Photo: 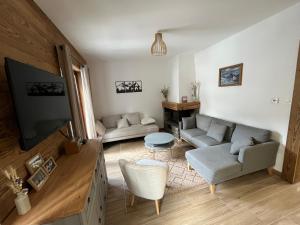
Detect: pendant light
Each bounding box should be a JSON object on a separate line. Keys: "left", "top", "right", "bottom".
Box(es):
{"left": 151, "top": 32, "right": 167, "bottom": 56}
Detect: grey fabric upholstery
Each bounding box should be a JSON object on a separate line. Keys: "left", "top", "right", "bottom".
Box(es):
{"left": 238, "top": 141, "right": 279, "bottom": 173}
{"left": 196, "top": 114, "right": 212, "bottom": 131}
{"left": 117, "top": 118, "right": 129, "bottom": 129}
{"left": 185, "top": 144, "right": 242, "bottom": 184}
{"left": 212, "top": 118, "right": 236, "bottom": 142}
{"left": 103, "top": 124, "right": 159, "bottom": 143}
{"left": 231, "top": 124, "right": 271, "bottom": 143}
{"left": 182, "top": 116, "right": 196, "bottom": 130}
{"left": 180, "top": 128, "right": 206, "bottom": 140}
{"left": 206, "top": 123, "right": 227, "bottom": 142}
{"left": 123, "top": 112, "right": 141, "bottom": 125}
{"left": 230, "top": 137, "right": 254, "bottom": 155}
{"left": 102, "top": 114, "right": 121, "bottom": 128}
{"left": 192, "top": 135, "right": 220, "bottom": 147}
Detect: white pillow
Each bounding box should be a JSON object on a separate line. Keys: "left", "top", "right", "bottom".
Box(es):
{"left": 95, "top": 120, "right": 106, "bottom": 137}
{"left": 141, "top": 117, "right": 155, "bottom": 125}
{"left": 117, "top": 118, "right": 129, "bottom": 129}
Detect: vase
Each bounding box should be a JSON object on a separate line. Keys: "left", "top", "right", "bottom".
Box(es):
{"left": 14, "top": 193, "right": 31, "bottom": 215}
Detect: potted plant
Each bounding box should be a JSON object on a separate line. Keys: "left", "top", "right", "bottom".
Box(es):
{"left": 191, "top": 81, "right": 200, "bottom": 101}
{"left": 161, "top": 86, "right": 169, "bottom": 102}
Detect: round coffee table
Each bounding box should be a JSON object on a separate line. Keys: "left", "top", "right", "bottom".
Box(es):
{"left": 144, "top": 132, "right": 175, "bottom": 159}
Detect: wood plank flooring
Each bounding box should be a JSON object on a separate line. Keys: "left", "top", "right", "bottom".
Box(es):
{"left": 104, "top": 139, "right": 300, "bottom": 225}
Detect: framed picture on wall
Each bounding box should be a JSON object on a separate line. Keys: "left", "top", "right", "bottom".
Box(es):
{"left": 115, "top": 80, "right": 142, "bottom": 93}
{"left": 219, "top": 63, "right": 243, "bottom": 87}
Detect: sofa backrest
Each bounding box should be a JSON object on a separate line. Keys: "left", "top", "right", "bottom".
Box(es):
{"left": 211, "top": 118, "right": 236, "bottom": 142}
{"left": 231, "top": 124, "right": 271, "bottom": 143}
{"left": 196, "top": 114, "right": 212, "bottom": 132}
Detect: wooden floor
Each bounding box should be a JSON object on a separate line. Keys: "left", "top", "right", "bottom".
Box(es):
{"left": 104, "top": 139, "right": 300, "bottom": 225}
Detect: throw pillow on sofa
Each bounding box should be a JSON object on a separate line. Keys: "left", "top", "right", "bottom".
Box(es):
{"left": 117, "top": 118, "right": 129, "bottom": 129}
{"left": 102, "top": 114, "right": 121, "bottom": 128}
{"left": 95, "top": 120, "right": 106, "bottom": 137}
{"left": 230, "top": 137, "right": 255, "bottom": 155}
{"left": 141, "top": 117, "right": 155, "bottom": 125}
{"left": 196, "top": 114, "right": 212, "bottom": 131}
{"left": 123, "top": 112, "right": 140, "bottom": 125}
{"left": 182, "top": 116, "right": 196, "bottom": 130}
{"left": 207, "top": 122, "right": 227, "bottom": 142}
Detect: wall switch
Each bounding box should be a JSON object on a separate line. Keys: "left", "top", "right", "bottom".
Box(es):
{"left": 272, "top": 97, "right": 280, "bottom": 104}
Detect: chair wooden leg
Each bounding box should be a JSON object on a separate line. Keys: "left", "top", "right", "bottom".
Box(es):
{"left": 130, "top": 194, "right": 135, "bottom": 207}
{"left": 155, "top": 200, "right": 160, "bottom": 215}
{"left": 267, "top": 167, "right": 273, "bottom": 176}
{"left": 209, "top": 184, "right": 216, "bottom": 194}
{"left": 187, "top": 162, "right": 192, "bottom": 171}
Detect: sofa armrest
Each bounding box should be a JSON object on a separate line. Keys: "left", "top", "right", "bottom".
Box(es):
{"left": 238, "top": 141, "right": 279, "bottom": 172}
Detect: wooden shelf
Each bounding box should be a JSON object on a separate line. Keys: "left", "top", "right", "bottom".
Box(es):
{"left": 162, "top": 101, "right": 200, "bottom": 111}
{"left": 3, "top": 140, "right": 101, "bottom": 225}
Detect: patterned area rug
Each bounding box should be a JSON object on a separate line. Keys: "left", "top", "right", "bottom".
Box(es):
{"left": 104, "top": 139, "right": 206, "bottom": 194}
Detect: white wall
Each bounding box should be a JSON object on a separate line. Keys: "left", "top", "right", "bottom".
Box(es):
{"left": 195, "top": 3, "right": 300, "bottom": 171}
{"left": 89, "top": 58, "right": 170, "bottom": 127}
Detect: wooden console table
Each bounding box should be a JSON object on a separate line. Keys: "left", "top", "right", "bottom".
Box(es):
{"left": 162, "top": 101, "right": 200, "bottom": 138}
{"left": 3, "top": 140, "right": 108, "bottom": 225}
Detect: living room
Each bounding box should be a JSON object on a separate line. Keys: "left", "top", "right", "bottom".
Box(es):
{"left": 0, "top": 0, "right": 300, "bottom": 225}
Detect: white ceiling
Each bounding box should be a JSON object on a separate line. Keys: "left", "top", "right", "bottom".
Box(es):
{"left": 35, "top": 0, "right": 300, "bottom": 60}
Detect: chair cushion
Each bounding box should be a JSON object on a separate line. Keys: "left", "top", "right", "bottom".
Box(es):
{"left": 192, "top": 135, "right": 220, "bottom": 147}
{"left": 230, "top": 137, "right": 254, "bottom": 155}
{"left": 196, "top": 114, "right": 212, "bottom": 132}
{"left": 211, "top": 118, "right": 236, "bottom": 142}
{"left": 123, "top": 112, "right": 140, "bottom": 125}
{"left": 102, "top": 114, "right": 121, "bottom": 128}
{"left": 95, "top": 120, "right": 106, "bottom": 137}
{"left": 141, "top": 117, "right": 155, "bottom": 125}
{"left": 185, "top": 144, "right": 242, "bottom": 184}
{"left": 206, "top": 122, "right": 227, "bottom": 142}
{"left": 136, "top": 159, "right": 168, "bottom": 169}
{"left": 231, "top": 124, "right": 271, "bottom": 143}
{"left": 117, "top": 118, "right": 129, "bottom": 129}
{"left": 181, "top": 128, "right": 206, "bottom": 140}
{"left": 182, "top": 116, "right": 196, "bottom": 130}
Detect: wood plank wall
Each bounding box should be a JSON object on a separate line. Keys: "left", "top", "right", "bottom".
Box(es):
{"left": 0, "top": 0, "right": 86, "bottom": 222}
{"left": 282, "top": 44, "right": 300, "bottom": 183}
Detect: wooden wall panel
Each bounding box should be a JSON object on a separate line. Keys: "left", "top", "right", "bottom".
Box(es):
{"left": 0, "top": 0, "right": 86, "bottom": 222}
{"left": 282, "top": 44, "right": 300, "bottom": 183}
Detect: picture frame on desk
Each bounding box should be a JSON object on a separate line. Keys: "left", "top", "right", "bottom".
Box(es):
{"left": 43, "top": 157, "right": 57, "bottom": 175}
{"left": 25, "top": 153, "right": 44, "bottom": 175}
{"left": 27, "top": 167, "right": 48, "bottom": 191}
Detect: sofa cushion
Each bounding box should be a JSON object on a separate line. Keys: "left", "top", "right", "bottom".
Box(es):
{"left": 196, "top": 114, "right": 212, "bottom": 132}
{"left": 192, "top": 135, "right": 220, "bottom": 147}
{"left": 117, "top": 118, "right": 129, "bottom": 129}
{"left": 123, "top": 112, "right": 140, "bottom": 125}
{"left": 102, "top": 114, "right": 121, "bottom": 128}
{"left": 141, "top": 117, "right": 155, "bottom": 125}
{"left": 182, "top": 116, "right": 196, "bottom": 130}
{"left": 104, "top": 124, "right": 158, "bottom": 140}
{"left": 211, "top": 118, "right": 236, "bottom": 142}
{"left": 95, "top": 120, "right": 106, "bottom": 137}
{"left": 231, "top": 124, "right": 271, "bottom": 143}
{"left": 185, "top": 143, "right": 242, "bottom": 184}
{"left": 207, "top": 123, "right": 227, "bottom": 143}
{"left": 181, "top": 128, "right": 206, "bottom": 140}
{"left": 230, "top": 137, "right": 254, "bottom": 155}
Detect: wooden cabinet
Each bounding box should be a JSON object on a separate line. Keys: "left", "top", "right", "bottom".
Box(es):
{"left": 3, "top": 140, "right": 107, "bottom": 225}
{"left": 46, "top": 149, "right": 108, "bottom": 225}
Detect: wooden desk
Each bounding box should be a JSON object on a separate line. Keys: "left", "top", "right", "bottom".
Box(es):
{"left": 4, "top": 140, "right": 106, "bottom": 225}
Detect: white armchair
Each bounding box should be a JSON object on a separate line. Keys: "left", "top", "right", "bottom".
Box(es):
{"left": 119, "top": 159, "right": 169, "bottom": 215}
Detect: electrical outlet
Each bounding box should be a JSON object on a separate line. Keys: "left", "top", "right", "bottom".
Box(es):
{"left": 272, "top": 97, "right": 280, "bottom": 104}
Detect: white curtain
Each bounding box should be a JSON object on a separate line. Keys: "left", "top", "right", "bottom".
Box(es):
{"left": 79, "top": 65, "right": 97, "bottom": 139}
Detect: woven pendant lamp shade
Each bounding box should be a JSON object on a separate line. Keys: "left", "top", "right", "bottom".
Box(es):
{"left": 151, "top": 32, "right": 167, "bottom": 56}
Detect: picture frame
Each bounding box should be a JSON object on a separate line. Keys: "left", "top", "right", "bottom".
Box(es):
{"left": 219, "top": 63, "right": 243, "bottom": 87}
{"left": 115, "top": 80, "right": 142, "bottom": 93}
{"left": 25, "top": 153, "right": 44, "bottom": 175}
{"left": 181, "top": 96, "right": 187, "bottom": 103}
{"left": 42, "top": 157, "right": 57, "bottom": 175}
{"left": 27, "top": 167, "right": 48, "bottom": 191}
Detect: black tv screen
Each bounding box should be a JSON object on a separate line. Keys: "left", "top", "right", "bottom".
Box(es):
{"left": 5, "top": 58, "right": 72, "bottom": 151}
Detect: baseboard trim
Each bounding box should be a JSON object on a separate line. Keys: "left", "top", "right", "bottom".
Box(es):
{"left": 272, "top": 168, "right": 282, "bottom": 177}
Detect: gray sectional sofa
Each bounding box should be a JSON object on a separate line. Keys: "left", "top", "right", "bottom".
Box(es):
{"left": 181, "top": 114, "right": 279, "bottom": 193}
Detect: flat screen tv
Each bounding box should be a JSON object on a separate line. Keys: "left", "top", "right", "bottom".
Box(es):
{"left": 5, "top": 58, "right": 72, "bottom": 151}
